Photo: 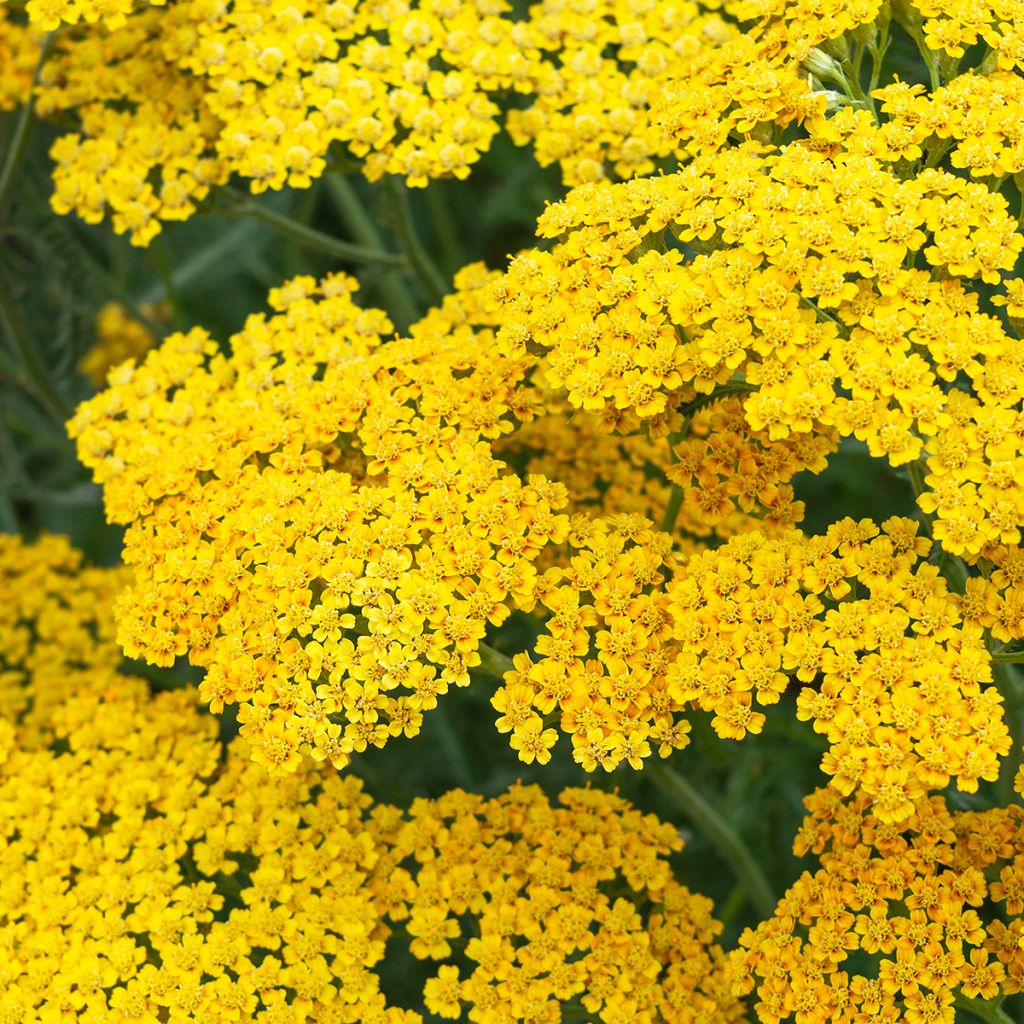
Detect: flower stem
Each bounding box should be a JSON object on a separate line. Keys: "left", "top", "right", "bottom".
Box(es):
{"left": 0, "top": 270, "right": 71, "bottom": 423}
{"left": 0, "top": 32, "right": 55, "bottom": 219}
{"left": 648, "top": 761, "right": 777, "bottom": 919}
{"left": 385, "top": 178, "right": 448, "bottom": 305}
{"left": 477, "top": 642, "right": 515, "bottom": 679}
{"left": 323, "top": 174, "right": 419, "bottom": 328}
{"left": 661, "top": 486, "right": 685, "bottom": 535}
{"left": 954, "top": 996, "right": 1018, "bottom": 1024}
{"left": 220, "top": 192, "right": 406, "bottom": 268}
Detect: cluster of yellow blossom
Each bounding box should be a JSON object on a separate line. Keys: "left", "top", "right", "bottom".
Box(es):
{"left": 654, "top": 0, "right": 1024, "bottom": 161}
{"left": 23, "top": 0, "right": 159, "bottom": 30}
{"left": 910, "top": 0, "right": 1024, "bottom": 65}
{"left": 496, "top": 516, "right": 1009, "bottom": 819}
{"left": 0, "top": 681, "right": 416, "bottom": 1024}
{"left": 653, "top": 11, "right": 832, "bottom": 155}
{"left": 70, "top": 268, "right": 575, "bottom": 775}
{"left": 502, "top": 393, "right": 832, "bottom": 544}
{"left": 499, "top": 139, "right": 1024, "bottom": 555}
{"left": 734, "top": 785, "right": 1024, "bottom": 1023}
{"left": 381, "top": 783, "right": 742, "bottom": 1024}
{"left": 958, "top": 542, "right": 1024, "bottom": 645}
{"left": 79, "top": 301, "right": 162, "bottom": 385}
{"left": 493, "top": 513, "right": 678, "bottom": 770}
{"left": 21, "top": 0, "right": 732, "bottom": 243}
{"left": 0, "top": 8, "right": 39, "bottom": 110}
{"left": 38, "top": 10, "right": 228, "bottom": 245}
{"left": 167, "top": 0, "right": 520, "bottom": 190}
{"left": 870, "top": 75, "right": 1024, "bottom": 177}
{"left": 0, "top": 533, "right": 127, "bottom": 739}
{"left": 503, "top": 0, "right": 734, "bottom": 184}
{"left": 0, "top": 674, "right": 742, "bottom": 1024}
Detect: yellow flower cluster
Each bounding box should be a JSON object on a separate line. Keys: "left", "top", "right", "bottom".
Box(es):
{"left": 958, "top": 543, "right": 1024, "bottom": 645}
{"left": 0, "top": 8, "right": 40, "bottom": 110}
{"left": 653, "top": 6, "right": 835, "bottom": 155}
{"left": 382, "top": 784, "right": 742, "bottom": 1024}
{"left": 0, "top": 533, "right": 127, "bottom": 739}
{"left": 1, "top": 674, "right": 741, "bottom": 1024}
{"left": 79, "top": 301, "right": 163, "bottom": 385}
{"left": 501, "top": 393, "right": 831, "bottom": 544}
{"left": 0, "top": 681, "right": 416, "bottom": 1024}
{"left": 910, "top": 0, "right": 1024, "bottom": 65}
{"left": 503, "top": 0, "right": 734, "bottom": 184}
{"left": 70, "top": 268, "right": 573, "bottom": 774}
{"left": 494, "top": 513, "right": 678, "bottom": 769}
{"left": 871, "top": 74, "right": 1024, "bottom": 178}
{"left": 23, "top": 0, "right": 731, "bottom": 243}
{"left": 499, "top": 139, "right": 1024, "bottom": 555}
{"left": 38, "top": 11, "right": 227, "bottom": 246}
{"left": 496, "top": 516, "right": 1009, "bottom": 819}
{"left": 168, "top": 0, "right": 520, "bottom": 190}
{"left": 24, "top": 0, "right": 160, "bottom": 30}
{"left": 735, "top": 786, "right": 1024, "bottom": 1023}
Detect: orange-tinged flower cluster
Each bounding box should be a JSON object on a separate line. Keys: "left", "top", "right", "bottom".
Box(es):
{"left": 735, "top": 786, "right": 1024, "bottom": 1023}
{"left": 499, "top": 140, "right": 1024, "bottom": 556}
{"left": 496, "top": 516, "right": 1010, "bottom": 819}
{"left": 70, "top": 268, "right": 574, "bottom": 775}
{"left": 0, "top": 533, "right": 128, "bottom": 739}
{"left": 501, "top": 392, "right": 832, "bottom": 544}
{"left": 383, "top": 783, "right": 744, "bottom": 1024}
{"left": 1, "top": 672, "right": 742, "bottom": 1024}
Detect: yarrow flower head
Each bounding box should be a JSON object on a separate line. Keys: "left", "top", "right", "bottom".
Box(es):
{"left": 495, "top": 515, "right": 1010, "bottom": 817}
{"left": 735, "top": 785, "right": 1024, "bottom": 1023}
{"left": 0, "top": 676, "right": 743, "bottom": 1024}
{"left": 70, "top": 268, "right": 571, "bottom": 774}
{"left": 499, "top": 137, "right": 1024, "bottom": 557}
{"left": 0, "top": 533, "right": 128, "bottom": 739}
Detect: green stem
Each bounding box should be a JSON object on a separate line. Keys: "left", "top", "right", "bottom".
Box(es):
{"left": 323, "top": 174, "right": 419, "bottom": 328}
{"left": 648, "top": 761, "right": 777, "bottom": 920}
{"left": 139, "top": 221, "right": 261, "bottom": 306}
{"left": 912, "top": 30, "right": 942, "bottom": 91}
{"left": 219, "top": 193, "right": 406, "bottom": 268}
{"left": 954, "top": 996, "right": 1018, "bottom": 1024}
{"left": 386, "top": 178, "right": 448, "bottom": 304}
{"left": 0, "top": 32, "right": 56, "bottom": 219}
{"left": 991, "top": 650, "right": 1024, "bottom": 664}
{"left": 661, "top": 421, "right": 690, "bottom": 536}
{"left": 149, "top": 236, "right": 186, "bottom": 331}
{"left": 477, "top": 642, "right": 515, "bottom": 679}
{"left": 0, "top": 270, "right": 71, "bottom": 422}
{"left": 425, "top": 183, "right": 463, "bottom": 275}
{"left": 868, "top": 19, "right": 890, "bottom": 92}
{"left": 994, "top": 661, "right": 1024, "bottom": 806}
{"left": 661, "top": 486, "right": 684, "bottom": 535}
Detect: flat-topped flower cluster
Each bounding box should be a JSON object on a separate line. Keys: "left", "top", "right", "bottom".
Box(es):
{"left": 4, "top": 0, "right": 1024, "bottom": 1019}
